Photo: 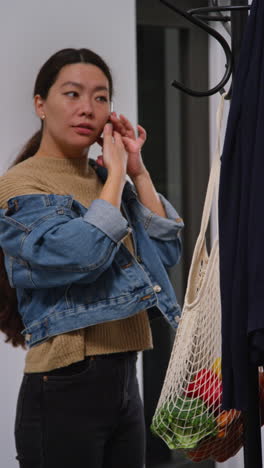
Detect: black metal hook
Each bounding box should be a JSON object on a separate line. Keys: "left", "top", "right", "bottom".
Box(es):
{"left": 188, "top": 5, "right": 250, "bottom": 23}
{"left": 160, "top": 0, "right": 233, "bottom": 97}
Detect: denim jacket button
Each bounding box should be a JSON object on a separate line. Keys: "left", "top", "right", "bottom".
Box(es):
{"left": 153, "top": 284, "right": 162, "bottom": 293}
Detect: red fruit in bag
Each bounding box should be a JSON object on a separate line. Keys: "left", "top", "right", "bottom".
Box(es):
{"left": 185, "top": 369, "right": 222, "bottom": 412}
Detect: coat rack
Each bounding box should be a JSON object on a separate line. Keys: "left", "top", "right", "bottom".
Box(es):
{"left": 161, "top": 0, "right": 250, "bottom": 99}
{"left": 160, "top": 1, "right": 263, "bottom": 468}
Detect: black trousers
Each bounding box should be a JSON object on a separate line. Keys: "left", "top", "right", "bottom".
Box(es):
{"left": 15, "top": 351, "right": 145, "bottom": 468}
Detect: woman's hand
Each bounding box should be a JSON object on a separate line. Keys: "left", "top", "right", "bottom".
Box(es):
{"left": 97, "top": 117, "right": 166, "bottom": 216}
{"left": 96, "top": 123, "right": 128, "bottom": 180}
{"left": 109, "top": 112, "right": 147, "bottom": 179}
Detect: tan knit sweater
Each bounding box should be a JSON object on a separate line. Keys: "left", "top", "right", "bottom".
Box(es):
{"left": 0, "top": 155, "right": 153, "bottom": 372}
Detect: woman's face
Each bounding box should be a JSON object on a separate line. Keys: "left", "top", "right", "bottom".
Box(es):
{"left": 35, "top": 63, "right": 111, "bottom": 156}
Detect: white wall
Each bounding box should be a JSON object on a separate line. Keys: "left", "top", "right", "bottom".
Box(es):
{"left": 0, "top": 2, "right": 139, "bottom": 466}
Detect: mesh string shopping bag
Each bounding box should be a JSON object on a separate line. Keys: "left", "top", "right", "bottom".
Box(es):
{"left": 151, "top": 95, "right": 244, "bottom": 463}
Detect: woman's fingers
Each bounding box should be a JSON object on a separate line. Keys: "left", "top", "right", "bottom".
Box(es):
{"left": 110, "top": 112, "right": 136, "bottom": 139}
{"left": 113, "top": 130, "right": 125, "bottom": 147}
{"left": 104, "top": 114, "right": 147, "bottom": 157}
{"left": 110, "top": 113, "right": 127, "bottom": 136}
{"left": 103, "top": 122, "right": 113, "bottom": 138}
{"left": 109, "top": 113, "right": 147, "bottom": 146}
{"left": 119, "top": 114, "right": 136, "bottom": 139}
{"left": 102, "top": 123, "right": 124, "bottom": 148}
{"left": 99, "top": 123, "right": 127, "bottom": 174}
{"left": 137, "top": 124, "right": 147, "bottom": 143}
{"left": 102, "top": 122, "right": 113, "bottom": 152}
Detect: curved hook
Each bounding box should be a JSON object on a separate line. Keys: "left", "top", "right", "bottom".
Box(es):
{"left": 160, "top": 0, "right": 233, "bottom": 97}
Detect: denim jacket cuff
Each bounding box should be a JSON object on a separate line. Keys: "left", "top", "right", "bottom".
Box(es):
{"left": 137, "top": 194, "right": 184, "bottom": 240}
{"left": 83, "top": 198, "right": 129, "bottom": 243}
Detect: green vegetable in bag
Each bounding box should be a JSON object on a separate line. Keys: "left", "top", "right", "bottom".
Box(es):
{"left": 151, "top": 397, "right": 218, "bottom": 450}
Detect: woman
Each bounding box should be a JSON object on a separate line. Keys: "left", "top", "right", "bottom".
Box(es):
{"left": 0, "top": 48, "right": 183, "bottom": 468}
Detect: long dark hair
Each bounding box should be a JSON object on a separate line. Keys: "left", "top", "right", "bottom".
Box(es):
{"left": 0, "top": 48, "right": 113, "bottom": 347}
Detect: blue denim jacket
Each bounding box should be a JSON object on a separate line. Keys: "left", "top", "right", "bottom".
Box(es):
{"left": 0, "top": 160, "right": 184, "bottom": 348}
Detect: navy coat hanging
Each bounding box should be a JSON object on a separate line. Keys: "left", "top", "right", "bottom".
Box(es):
{"left": 219, "top": 0, "right": 264, "bottom": 410}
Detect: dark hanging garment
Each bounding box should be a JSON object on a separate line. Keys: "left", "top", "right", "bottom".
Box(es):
{"left": 219, "top": 0, "right": 264, "bottom": 411}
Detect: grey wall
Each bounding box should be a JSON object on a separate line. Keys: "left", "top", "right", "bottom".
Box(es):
{"left": 0, "top": 2, "right": 139, "bottom": 466}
